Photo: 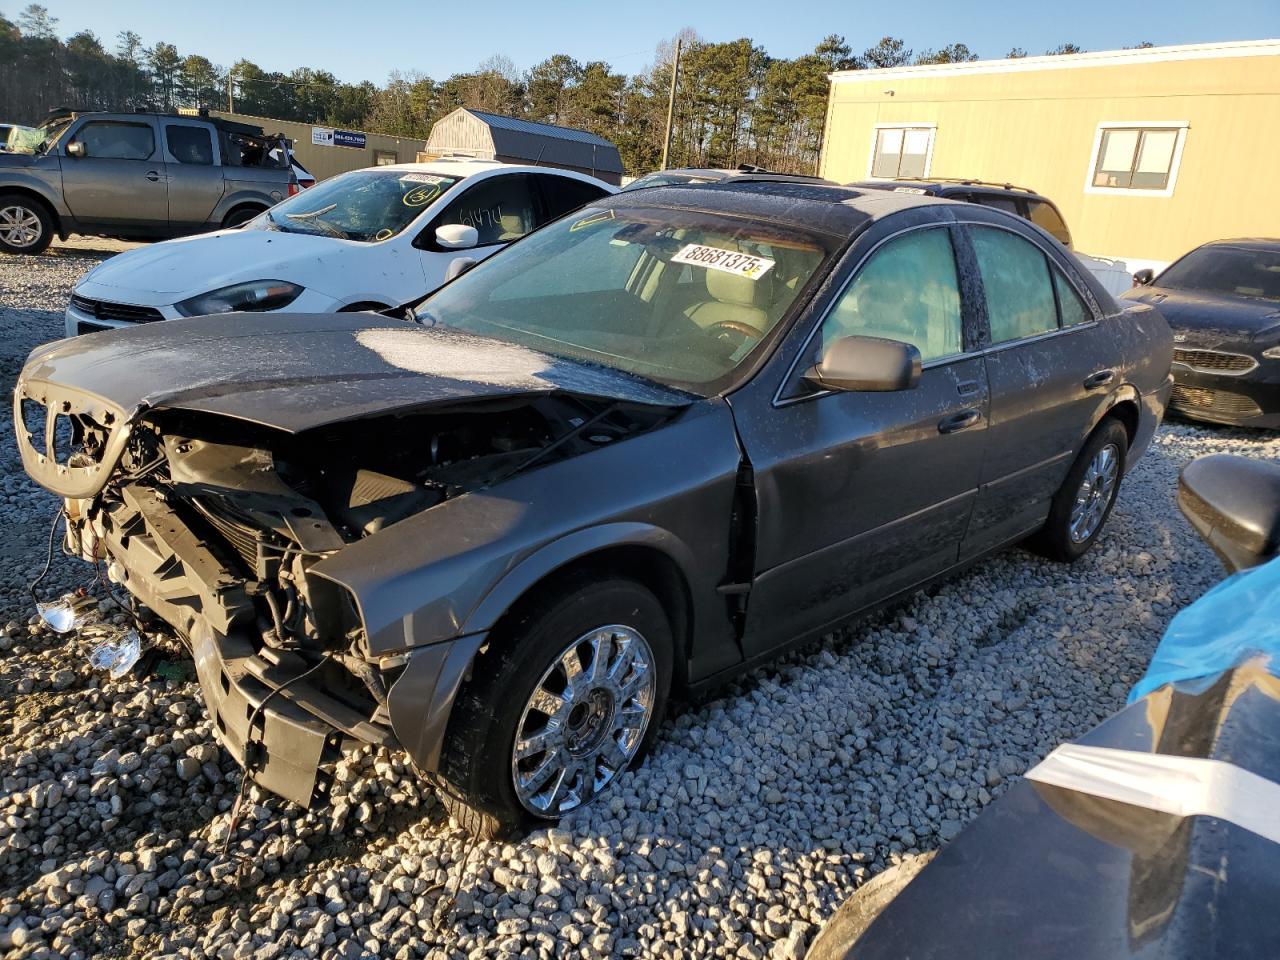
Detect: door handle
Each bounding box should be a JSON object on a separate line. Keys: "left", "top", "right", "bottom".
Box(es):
{"left": 1083, "top": 369, "right": 1116, "bottom": 390}
{"left": 145, "top": 171, "right": 162, "bottom": 182}
{"left": 938, "top": 409, "right": 982, "bottom": 434}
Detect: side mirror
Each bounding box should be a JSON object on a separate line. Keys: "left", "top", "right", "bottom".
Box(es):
{"left": 803, "top": 335, "right": 922, "bottom": 393}
{"left": 435, "top": 224, "right": 478, "bottom": 250}
{"left": 444, "top": 256, "right": 478, "bottom": 282}
{"left": 1132, "top": 267, "right": 1155, "bottom": 287}
{"left": 65, "top": 141, "right": 85, "bottom": 158}
{"left": 1178, "top": 454, "right": 1280, "bottom": 573}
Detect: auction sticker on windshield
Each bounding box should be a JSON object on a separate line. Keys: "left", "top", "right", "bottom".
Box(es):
{"left": 671, "top": 244, "right": 775, "bottom": 280}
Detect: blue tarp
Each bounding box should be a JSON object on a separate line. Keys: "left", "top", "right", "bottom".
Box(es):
{"left": 1130, "top": 555, "right": 1280, "bottom": 703}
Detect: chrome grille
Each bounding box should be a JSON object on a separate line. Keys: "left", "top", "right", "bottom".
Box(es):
{"left": 69, "top": 294, "right": 165, "bottom": 324}
{"left": 1172, "top": 348, "right": 1258, "bottom": 375}
{"left": 1170, "top": 384, "right": 1262, "bottom": 419}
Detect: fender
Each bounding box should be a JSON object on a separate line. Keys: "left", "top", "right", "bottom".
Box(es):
{"left": 211, "top": 188, "right": 281, "bottom": 224}
{"left": 0, "top": 168, "right": 70, "bottom": 219}
{"left": 462, "top": 520, "right": 701, "bottom": 636}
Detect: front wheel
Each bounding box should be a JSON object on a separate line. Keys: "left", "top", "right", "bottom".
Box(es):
{"left": 1033, "top": 418, "right": 1128, "bottom": 562}
{"left": 437, "top": 577, "right": 673, "bottom": 838}
{"left": 0, "top": 194, "right": 53, "bottom": 254}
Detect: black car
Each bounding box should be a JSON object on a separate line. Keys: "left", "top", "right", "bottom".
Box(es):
{"left": 624, "top": 164, "right": 832, "bottom": 191}
{"left": 16, "top": 181, "right": 1172, "bottom": 836}
{"left": 848, "top": 178, "right": 1074, "bottom": 248}
{"left": 1123, "top": 239, "right": 1280, "bottom": 429}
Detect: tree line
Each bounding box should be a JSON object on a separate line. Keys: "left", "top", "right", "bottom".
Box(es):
{"left": 1, "top": 5, "right": 1138, "bottom": 176}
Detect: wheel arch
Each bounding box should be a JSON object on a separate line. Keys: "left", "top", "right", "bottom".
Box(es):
{"left": 1099, "top": 388, "right": 1141, "bottom": 450}
{"left": 463, "top": 525, "right": 697, "bottom": 690}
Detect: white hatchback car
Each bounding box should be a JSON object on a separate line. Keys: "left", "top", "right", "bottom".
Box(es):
{"left": 65, "top": 158, "right": 615, "bottom": 336}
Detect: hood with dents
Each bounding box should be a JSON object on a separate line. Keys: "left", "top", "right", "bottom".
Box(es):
{"left": 16, "top": 312, "right": 691, "bottom": 497}
{"left": 1122, "top": 287, "right": 1280, "bottom": 346}
{"left": 77, "top": 229, "right": 355, "bottom": 304}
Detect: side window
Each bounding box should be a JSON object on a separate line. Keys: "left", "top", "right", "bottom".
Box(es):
{"left": 537, "top": 175, "right": 610, "bottom": 222}
{"left": 73, "top": 121, "right": 154, "bottom": 160}
{"left": 432, "top": 174, "right": 536, "bottom": 247}
{"left": 974, "top": 195, "right": 1019, "bottom": 215}
{"left": 971, "top": 226, "right": 1059, "bottom": 343}
{"left": 165, "top": 125, "right": 214, "bottom": 165}
{"left": 822, "top": 228, "right": 963, "bottom": 363}
{"left": 1053, "top": 269, "right": 1091, "bottom": 326}
{"left": 1027, "top": 201, "right": 1071, "bottom": 246}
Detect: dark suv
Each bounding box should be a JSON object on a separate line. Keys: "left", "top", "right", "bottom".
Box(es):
{"left": 849, "top": 178, "right": 1074, "bottom": 249}
{"left": 0, "top": 108, "right": 298, "bottom": 254}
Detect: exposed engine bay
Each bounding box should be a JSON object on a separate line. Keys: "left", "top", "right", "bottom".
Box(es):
{"left": 30, "top": 390, "right": 675, "bottom": 803}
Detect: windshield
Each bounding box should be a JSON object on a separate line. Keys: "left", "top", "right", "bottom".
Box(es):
{"left": 1159, "top": 246, "right": 1280, "bottom": 302}
{"left": 254, "top": 169, "right": 460, "bottom": 242}
{"left": 35, "top": 118, "right": 73, "bottom": 155}
{"left": 419, "top": 204, "right": 831, "bottom": 392}
{"left": 623, "top": 172, "right": 719, "bottom": 191}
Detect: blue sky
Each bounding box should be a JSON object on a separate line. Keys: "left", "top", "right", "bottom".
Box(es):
{"left": 17, "top": 0, "right": 1280, "bottom": 84}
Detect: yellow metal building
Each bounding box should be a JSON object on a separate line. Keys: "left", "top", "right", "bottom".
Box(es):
{"left": 819, "top": 40, "right": 1280, "bottom": 272}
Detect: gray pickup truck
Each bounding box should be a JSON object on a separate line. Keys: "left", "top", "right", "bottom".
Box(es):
{"left": 0, "top": 109, "right": 299, "bottom": 254}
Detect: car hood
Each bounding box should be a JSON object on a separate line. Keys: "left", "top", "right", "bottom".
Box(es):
{"left": 77, "top": 228, "right": 358, "bottom": 304}
{"left": 22, "top": 312, "right": 691, "bottom": 431}
{"left": 1122, "top": 286, "right": 1280, "bottom": 345}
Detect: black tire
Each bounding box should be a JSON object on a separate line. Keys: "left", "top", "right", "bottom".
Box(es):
{"left": 221, "top": 206, "right": 263, "bottom": 229}
{"left": 437, "top": 576, "right": 674, "bottom": 838}
{"left": 0, "top": 193, "right": 54, "bottom": 254}
{"left": 1033, "top": 418, "right": 1128, "bottom": 562}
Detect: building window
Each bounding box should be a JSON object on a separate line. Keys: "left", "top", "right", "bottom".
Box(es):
{"left": 868, "top": 125, "right": 935, "bottom": 179}
{"left": 1086, "top": 123, "right": 1188, "bottom": 197}
{"left": 374, "top": 150, "right": 398, "bottom": 166}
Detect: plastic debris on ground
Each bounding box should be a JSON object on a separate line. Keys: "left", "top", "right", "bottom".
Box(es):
{"left": 1129, "top": 554, "right": 1280, "bottom": 703}
{"left": 87, "top": 628, "right": 142, "bottom": 679}
{"left": 35, "top": 592, "right": 98, "bottom": 633}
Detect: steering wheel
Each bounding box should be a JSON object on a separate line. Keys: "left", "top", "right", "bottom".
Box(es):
{"left": 708, "top": 318, "right": 766, "bottom": 341}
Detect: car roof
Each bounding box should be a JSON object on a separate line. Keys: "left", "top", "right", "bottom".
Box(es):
{"left": 851, "top": 178, "right": 1052, "bottom": 202}
{"left": 351, "top": 158, "right": 612, "bottom": 184}
{"left": 605, "top": 179, "right": 952, "bottom": 238}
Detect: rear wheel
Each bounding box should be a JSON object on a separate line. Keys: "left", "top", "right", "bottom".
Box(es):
{"left": 0, "top": 194, "right": 53, "bottom": 254}
{"left": 1033, "top": 418, "right": 1128, "bottom": 562}
{"left": 221, "top": 206, "right": 263, "bottom": 229}
{"left": 436, "top": 577, "right": 673, "bottom": 838}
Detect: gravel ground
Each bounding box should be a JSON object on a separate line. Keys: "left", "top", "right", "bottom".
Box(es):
{"left": 1, "top": 246, "right": 1278, "bottom": 959}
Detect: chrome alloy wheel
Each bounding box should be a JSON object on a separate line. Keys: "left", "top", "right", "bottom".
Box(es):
{"left": 1069, "top": 443, "right": 1119, "bottom": 544}
{"left": 512, "top": 625, "right": 656, "bottom": 816}
{"left": 0, "top": 205, "right": 42, "bottom": 248}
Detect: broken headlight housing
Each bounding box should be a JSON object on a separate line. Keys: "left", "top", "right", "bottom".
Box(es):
{"left": 176, "top": 280, "right": 303, "bottom": 317}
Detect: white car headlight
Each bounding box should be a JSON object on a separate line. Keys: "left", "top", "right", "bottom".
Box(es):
{"left": 175, "top": 280, "right": 303, "bottom": 317}
{"left": 1262, "top": 345, "right": 1280, "bottom": 360}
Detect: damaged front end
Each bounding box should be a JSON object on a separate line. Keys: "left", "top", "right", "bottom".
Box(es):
{"left": 15, "top": 368, "right": 673, "bottom": 807}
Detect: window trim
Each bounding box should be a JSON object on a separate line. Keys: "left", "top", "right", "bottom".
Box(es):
{"left": 1083, "top": 121, "right": 1189, "bottom": 198}
{"left": 773, "top": 220, "right": 976, "bottom": 408}
{"left": 865, "top": 123, "right": 937, "bottom": 180}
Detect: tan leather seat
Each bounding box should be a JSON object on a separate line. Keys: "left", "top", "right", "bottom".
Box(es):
{"left": 498, "top": 213, "right": 527, "bottom": 242}
{"left": 684, "top": 269, "right": 774, "bottom": 332}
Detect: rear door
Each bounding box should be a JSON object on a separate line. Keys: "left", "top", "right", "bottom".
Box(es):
{"left": 161, "top": 121, "right": 224, "bottom": 231}
{"left": 732, "top": 217, "right": 990, "bottom": 658}
{"left": 960, "top": 219, "right": 1116, "bottom": 558}
{"left": 60, "top": 117, "right": 168, "bottom": 229}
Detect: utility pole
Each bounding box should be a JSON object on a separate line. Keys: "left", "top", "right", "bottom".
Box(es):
{"left": 227, "top": 70, "right": 234, "bottom": 114}
{"left": 659, "top": 38, "right": 682, "bottom": 170}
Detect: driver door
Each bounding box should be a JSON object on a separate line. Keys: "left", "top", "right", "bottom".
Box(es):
{"left": 60, "top": 118, "right": 169, "bottom": 230}
{"left": 416, "top": 174, "right": 538, "bottom": 292}
{"left": 731, "top": 221, "right": 990, "bottom": 658}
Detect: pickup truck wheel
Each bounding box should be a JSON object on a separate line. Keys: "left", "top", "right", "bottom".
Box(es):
{"left": 1033, "top": 418, "right": 1128, "bottom": 562}
{"left": 436, "top": 577, "right": 673, "bottom": 838}
{"left": 0, "top": 195, "right": 53, "bottom": 254}
{"left": 221, "top": 206, "right": 263, "bottom": 229}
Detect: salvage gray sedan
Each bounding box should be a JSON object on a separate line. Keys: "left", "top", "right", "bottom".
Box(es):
{"left": 15, "top": 182, "right": 1173, "bottom": 836}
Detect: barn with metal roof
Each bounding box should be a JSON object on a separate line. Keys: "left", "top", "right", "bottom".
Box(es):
{"left": 424, "top": 108, "right": 624, "bottom": 185}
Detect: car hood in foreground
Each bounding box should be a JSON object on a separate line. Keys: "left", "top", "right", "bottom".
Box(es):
{"left": 20, "top": 312, "right": 691, "bottom": 434}
{"left": 75, "top": 228, "right": 363, "bottom": 304}
{"left": 1122, "top": 287, "right": 1280, "bottom": 345}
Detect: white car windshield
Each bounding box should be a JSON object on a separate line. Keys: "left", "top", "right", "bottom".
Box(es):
{"left": 419, "top": 204, "right": 832, "bottom": 392}
{"left": 256, "top": 169, "right": 460, "bottom": 242}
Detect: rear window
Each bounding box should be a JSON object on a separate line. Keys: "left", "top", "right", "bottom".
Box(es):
{"left": 1027, "top": 200, "right": 1071, "bottom": 246}
{"left": 1158, "top": 246, "right": 1280, "bottom": 302}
